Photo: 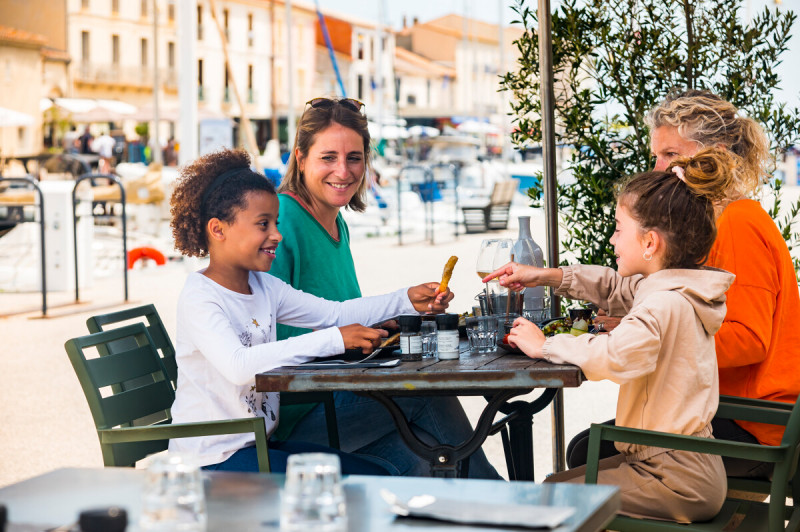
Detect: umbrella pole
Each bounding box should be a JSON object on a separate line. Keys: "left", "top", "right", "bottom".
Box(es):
{"left": 537, "top": 0, "right": 566, "bottom": 474}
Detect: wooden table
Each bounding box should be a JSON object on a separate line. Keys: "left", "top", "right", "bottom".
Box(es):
{"left": 256, "top": 344, "right": 584, "bottom": 479}
{"left": 0, "top": 467, "right": 620, "bottom": 532}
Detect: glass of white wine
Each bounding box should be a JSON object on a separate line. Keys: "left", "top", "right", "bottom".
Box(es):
{"left": 476, "top": 239, "right": 500, "bottom": 315}
{"left": 476, "top": 239, "right": 501, "bottom": 281}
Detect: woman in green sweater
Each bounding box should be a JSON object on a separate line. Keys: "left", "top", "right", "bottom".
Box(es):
{"left": 270, "top": 97, "right": 500, "bottom": 478}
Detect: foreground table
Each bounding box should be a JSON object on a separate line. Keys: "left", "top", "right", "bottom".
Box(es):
{"left": 0, "top": 467, "right": 620, "bottom": 532}
{"left": 256, "top": 346, "right": 585, "bottom": 479}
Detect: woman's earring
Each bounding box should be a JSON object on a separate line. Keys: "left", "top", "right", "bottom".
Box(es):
{"left": 643, "top": 251, "right": 653, "bottom": 261}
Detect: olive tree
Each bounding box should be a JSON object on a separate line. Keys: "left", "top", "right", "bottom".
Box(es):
{"left": 502, "top": 0, "right": 800, "bottom": 269}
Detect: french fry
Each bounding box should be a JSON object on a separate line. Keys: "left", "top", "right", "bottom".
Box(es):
{"left": 380, "top": 332, "right": 401, "bottom": 348}
{"left": 436, "top": 256, "right": 459, "bottom": 294}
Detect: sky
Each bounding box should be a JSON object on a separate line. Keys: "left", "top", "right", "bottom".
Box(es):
{"left": 317, "top": 0, "right": 800, "bottom": 107}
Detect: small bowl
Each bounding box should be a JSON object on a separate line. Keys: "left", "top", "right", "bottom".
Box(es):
{"left": 568, "top": 308, "right": 593, "bottom": 323}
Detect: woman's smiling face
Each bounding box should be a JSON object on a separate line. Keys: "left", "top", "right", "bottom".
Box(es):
{"left": 296, "top": 123, "right": 366, "bottom": 215}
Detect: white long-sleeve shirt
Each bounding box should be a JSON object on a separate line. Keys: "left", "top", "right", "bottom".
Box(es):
{"left": 169, "top": 270, "right": 416, "bottom": 466}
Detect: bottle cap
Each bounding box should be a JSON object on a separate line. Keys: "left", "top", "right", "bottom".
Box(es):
{"left": 398, "top": 315, "right": 422, "bottom": 333}
{"left": 79, "top": 507, "right": 128, "bottom": 532}
{"left": 435, "top": 313, "right": 459, "bottom": 330}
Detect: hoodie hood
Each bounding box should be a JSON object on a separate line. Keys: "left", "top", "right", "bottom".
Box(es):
{"left": 634, "top": 268, "right": 735, "bottom": 336}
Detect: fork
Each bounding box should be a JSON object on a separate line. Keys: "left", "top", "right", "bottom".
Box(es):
{"left": 340, "top": 344, "right": 393, "bottom": 364}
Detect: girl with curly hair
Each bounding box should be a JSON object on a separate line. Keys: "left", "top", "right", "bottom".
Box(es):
{"left": 168, "top": 148, "right": 453, "bottom": 473}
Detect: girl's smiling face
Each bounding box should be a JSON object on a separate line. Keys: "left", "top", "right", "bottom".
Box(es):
{"left": 610, "top": 203, "right": 652, "bottom": 277}
{"left": 296, "top": 123, "right": 365, "bottom": 216}
{"left": 223, "top": 190, "right": 282, "bottom": 273}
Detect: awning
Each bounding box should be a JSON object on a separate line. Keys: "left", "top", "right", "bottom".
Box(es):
{"left": 0, "top": 107, "right": 35, "bottom": 127}
{"left": 51, "top": 98, "right": 138, "bottom": 123}
{"left": 131, "top": 103, "right": 231, "bottom": 123}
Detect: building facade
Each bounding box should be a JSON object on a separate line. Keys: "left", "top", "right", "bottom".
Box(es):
{"left": 313, "top": 8, "right": 397, "bottom": 123}
{"left": 395, "top": 14, "right": 521, "bottom": 127}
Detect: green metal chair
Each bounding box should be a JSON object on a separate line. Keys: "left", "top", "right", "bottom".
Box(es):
{"left": 64, "top": 323, "right": 270, "bottom": 472}
{"left": 584, "top": 394, "right": 800, "bottom": 531}
{"left": 87, "top": 304, "right": 178, "bottom": 388}
{"left": 86, "top": 304, "right": 340, "bottom": 449}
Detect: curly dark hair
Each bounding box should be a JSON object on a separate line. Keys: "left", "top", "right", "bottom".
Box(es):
{"left": 618, "top": 148, "right": 736, "bottom": 269}
{"left": 170, "top": 149, "right": 276, "bottom": 257}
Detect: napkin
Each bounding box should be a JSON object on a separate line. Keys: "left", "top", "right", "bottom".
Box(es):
{"left": 380, "top": 489, "right": 575, "bottom": 529}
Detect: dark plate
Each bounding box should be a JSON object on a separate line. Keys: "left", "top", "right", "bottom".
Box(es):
{"left": 496, "top": 341, "right": 524, "bottom": 355}
{"left": 333, "top": 345, "right": 401, "bottom": 362}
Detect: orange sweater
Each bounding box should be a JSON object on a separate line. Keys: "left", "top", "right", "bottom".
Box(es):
{"left": 707, "top": 199, "right": 800, "bottom": 445}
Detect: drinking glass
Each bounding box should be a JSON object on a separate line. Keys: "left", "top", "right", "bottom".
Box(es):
{"left": 476, "top": 239, "right": 502, "bottom": 281}
{"left": 522, "top": 294, "right": 552, "bottom": 324}
{"left": 492, "top": 238, "right": 515, "bottom": 272}
{"left": 466, "top": 316, "right": 498, "bottom": 354}
{"left": 489, "top": 239, "right": 516, "bottom": 314}
{"left": 280, "top": 453, "right": 347, "bottom": 532}
{"left": 477, "top": 239, "right": 507, "bottom": 312}
{"left": 140, "top": 453, "right": 207, "bottom": 532}
{"left": 420, "top": 320, "right": 437, "bottom": 358}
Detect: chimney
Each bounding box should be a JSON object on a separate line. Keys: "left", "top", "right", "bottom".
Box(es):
{"left": 402, "top": 15, "right": 406, "bottom": 29}
{"left": 413, "top": 16, "right": 419, "bottom": 26}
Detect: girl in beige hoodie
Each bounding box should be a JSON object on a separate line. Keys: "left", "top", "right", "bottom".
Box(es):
{"left": 485, "top": 149, "right": 737, "bottom": 523}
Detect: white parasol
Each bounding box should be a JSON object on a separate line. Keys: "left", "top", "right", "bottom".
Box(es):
{"left": 0, "top": 107, "right": 35, "bottom": 127}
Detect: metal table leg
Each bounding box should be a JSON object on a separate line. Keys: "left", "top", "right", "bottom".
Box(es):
{"left": 552, "top": 389, "right": 566, "bottom": 473}
{"left": 361, "top": 389, "right": 528, "bottom": 478}
{"left": 489, "top": 388, "right": 559, "bottom": 481}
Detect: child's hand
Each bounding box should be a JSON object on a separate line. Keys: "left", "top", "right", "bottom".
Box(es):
{"left": 408, "top": 283, "right": 454, "bottom": 313}
{"left": 507, "top": 317, "right": 547, "bottom": 359}
{"left": 339, "top": 324, "right": 388, "bottom": 354}
{"left": 482, "top": 263, "right": 562, "bottom": 292}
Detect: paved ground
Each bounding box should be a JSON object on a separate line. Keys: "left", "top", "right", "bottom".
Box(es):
{"left": 0, "top": 201, "right": 619, "bottom": 488}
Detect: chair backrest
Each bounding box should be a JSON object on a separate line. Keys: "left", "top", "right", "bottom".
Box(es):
{"left": 489, "top": 180, "right": 517, "bottom": 205}
{"left": 64, "top": 323, "right": 175, "bottom": 467}
{"left": 87, "top": 304, "right": 177, "bottom": 389}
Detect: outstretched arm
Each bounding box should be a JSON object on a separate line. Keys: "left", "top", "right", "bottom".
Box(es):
{"left": 482, "top": 262, "right": 563, "bottom": 291}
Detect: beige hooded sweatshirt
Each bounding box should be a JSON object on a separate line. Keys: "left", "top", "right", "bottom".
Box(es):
{"left": 542, "top": 264, "right": 735, "bottom": 458}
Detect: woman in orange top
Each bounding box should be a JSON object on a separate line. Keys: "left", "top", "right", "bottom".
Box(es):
{"left": 569, "top": 90, "right": 800, "bottom": 479}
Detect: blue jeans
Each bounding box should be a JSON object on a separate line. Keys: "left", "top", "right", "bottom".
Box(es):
{"left": 202, "top": 439, "right": 389, "bottom": 475}
{"left": 283, "top": 392, "right": 501, "bottom": 479}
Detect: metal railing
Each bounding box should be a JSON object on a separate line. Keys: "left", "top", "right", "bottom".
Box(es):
{"left": 72, "top": 173, "right": 129, "bottom": 304}
{"left": 0, "top": 177, "right": 47, "bottom": 315}
{"left": 395, "top": 163, "right": 461, "bottom": 246}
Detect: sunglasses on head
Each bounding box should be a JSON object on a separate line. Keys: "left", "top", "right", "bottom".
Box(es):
{"left": 306, "top": 97, "right": 365, "bottom": 113}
